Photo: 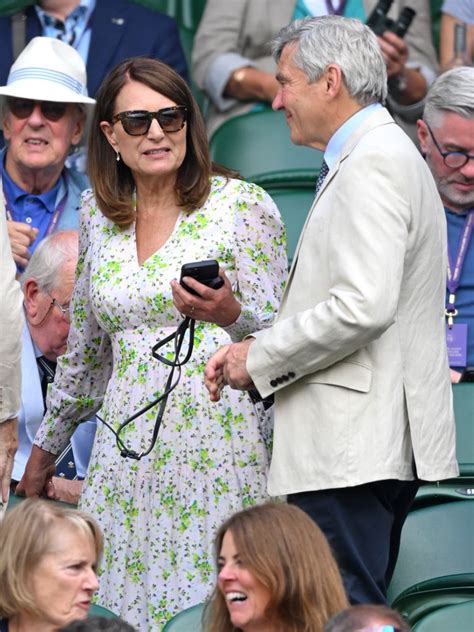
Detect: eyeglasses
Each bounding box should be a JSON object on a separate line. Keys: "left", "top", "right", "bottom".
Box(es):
{"left": 7, "top": 97, "right": 68, "bottom": 122}
{"left": 111, "top": 106, "right": 187, "bottom": 136}
{"left": 49, "top": 296, "right": 71, "bottom": 323}
{"left": 425, "top": 123, "right": 474, "bottom": 169}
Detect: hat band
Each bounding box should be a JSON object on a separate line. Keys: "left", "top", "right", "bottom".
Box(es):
{"left": 7, "top": 67, "right": 88, "bottom": 97}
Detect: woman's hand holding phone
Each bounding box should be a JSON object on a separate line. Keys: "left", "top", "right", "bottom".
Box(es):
{"left": 171, "top": 261, "right": 241, "bottom": 326}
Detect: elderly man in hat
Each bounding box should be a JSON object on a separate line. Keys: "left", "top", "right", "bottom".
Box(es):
{"left": 0, "top": 36, "right": 95, "bottom": 270}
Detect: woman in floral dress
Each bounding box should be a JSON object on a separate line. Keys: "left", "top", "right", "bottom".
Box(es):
{"left": 19, "top": 59, "right": 287, "bottom": 630}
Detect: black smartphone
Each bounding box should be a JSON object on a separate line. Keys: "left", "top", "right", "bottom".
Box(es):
{"left": 180, "top": 259, "right": 224, "bottom": 296}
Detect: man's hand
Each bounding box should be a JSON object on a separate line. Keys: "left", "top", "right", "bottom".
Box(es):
{"left": 7, "top": 221, "right": 38, "bottom": 269}
{"left": 15, "top": 444, "right": 56, "bottom": 498}
{"left": 377, "top": 30, "right": 408, "bottom": 78}
{"left": 47, "top": 477, "right": 83, "bottom": 505}
{"left": 0, "top": 418, "right": 18, "bottom": 503}
{"left": 450, "top": 369, "right": 463, "bottom": 384}
{"left": 205, "top": 339, "right": 255, "bottom": 401}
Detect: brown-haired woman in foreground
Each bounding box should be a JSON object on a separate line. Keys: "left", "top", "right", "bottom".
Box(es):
{"left": 205, "top": 503, "right": 349, "bottom": 632}
{"left": 19, "top": 57, "right": 287, "bottom": 629}
{"left": 0, "top": 499, "right": 102, "bottom": 632}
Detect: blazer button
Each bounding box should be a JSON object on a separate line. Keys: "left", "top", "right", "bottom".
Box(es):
{"left": 270, "top": 379, "right": 278, "bottom": 388}
{"left": 288, "top": 371, "right": 295, "bottom": 378}
{"left": 282, "top": 374, "right": 289, "bottom": 381}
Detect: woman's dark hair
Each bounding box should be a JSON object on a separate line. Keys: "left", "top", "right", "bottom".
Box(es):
{"left": 88, "top": 57, "right": 232, "bottom": 227}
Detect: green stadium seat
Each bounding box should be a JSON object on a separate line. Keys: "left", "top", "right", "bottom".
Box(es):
{"left": 0, "top": 1, "right": 32, "bottom": 16}
{"left": 7, "top": 492, "right": 77, "bottom": 511}
{"left": 388, "top": 501, "right": 474, "bottom": 627}
{"left": 162, "top": 602, "right": 205, "bottom": 631}
{"left": 210, "top": 109, "right": 323, "bottom": 181}
{"left": 257, "top": 171, "right": 316, "bottom": 266}
{"left": 412, "top": 599, "right": 474, "bottom": 632}
{"left": 89, "top": 604, "right": 119, "bottom": 619}
{"left": 413, "top": 383, "right": 474, "bottom": 509}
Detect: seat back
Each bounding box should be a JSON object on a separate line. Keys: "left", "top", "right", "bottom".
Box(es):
{"left": 412, "top": 598, "right": 474, "bottom": 631}
{"left": 210, "top": 109, "right": 323, "bottom": 181}
{"left": 162, "top": 603, "right": 205, "bottom": 631}
{"left": 387, "top": 501, "right": 474, "bottom": 605}
{"left": 453, "top": 383, "right": 474, "bottom": 476}
{"left": 89, "top": 604, "right": 119, "bottom": 619}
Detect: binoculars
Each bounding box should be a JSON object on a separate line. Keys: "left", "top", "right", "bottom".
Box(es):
{"left": 367, "top": 0, "right": 416, "bottom": 39}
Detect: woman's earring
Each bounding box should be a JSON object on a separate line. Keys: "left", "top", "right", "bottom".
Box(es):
{"left": 116, "top": 150, "right": 121, "bottom": 162}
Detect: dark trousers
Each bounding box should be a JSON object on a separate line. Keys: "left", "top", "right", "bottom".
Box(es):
{"left": 288, "top": 479, "right": 419, "bottom": 604}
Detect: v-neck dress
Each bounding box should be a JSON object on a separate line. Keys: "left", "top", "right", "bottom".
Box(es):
{"left": 35, "top": 176, "right": 287, "bottom": 630}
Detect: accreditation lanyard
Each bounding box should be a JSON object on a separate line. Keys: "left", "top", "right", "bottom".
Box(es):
{"left": 3, "top": 176, "right": 69, "bottom": 237}
{"left": 325, "top": 0, "right": 347, "bottom": 15}
{"left": 446, "top": 209, "right": 474, "bottom": 327}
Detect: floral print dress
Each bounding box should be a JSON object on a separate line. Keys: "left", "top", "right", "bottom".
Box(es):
{"left": 35, "top": 176, "right": 287, "bottom": 630}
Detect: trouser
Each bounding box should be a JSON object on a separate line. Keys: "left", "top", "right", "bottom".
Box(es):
{"left": 288, "top": 479, "right": 420, "bottom": 604}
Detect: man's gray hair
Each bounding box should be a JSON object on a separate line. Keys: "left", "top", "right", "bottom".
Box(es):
{"left": 272, "top": 15, "right": 388, "bottom": 106}
{"left": 423, "top": 66, "right": 474, "bottom": 127}
{"left": 20, "top": 230, "right": 78, "bottom": 293}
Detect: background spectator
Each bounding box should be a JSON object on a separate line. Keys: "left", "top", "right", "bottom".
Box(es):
{"left": 323, "top": 604, "right": 410, "bottom": 632}
{"left": 192, "top": 0, "right": 438, "bottom": 142}
{"left": 11, "top": 231, "right": 95, "bottom": 504}
{"left": 61, "top": 616, "right": 136, "bottom": 631}
{"left": 0, "top": 0, "right": 189, "bottom": 98}
{"left": 0, "top": 498, "right": 102, "bottom": 630}
{"left": 205, "top": 502, "right": 348, "bottom": 632}
{"left": 439, "top": 0, "right": 474, "bottom": 70}
{"left": 19, "top": 57, "right": 287, "bottom": 628}
{"left": 0, "top": 36, "right": 94, "bottom": 270}
{"left": 417, "top": 66, "right": 474, "bottom": 382}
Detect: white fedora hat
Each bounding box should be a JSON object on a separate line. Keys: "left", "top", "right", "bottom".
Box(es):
{"left": 0, "top": 36, "right": 96, "bottom": 105}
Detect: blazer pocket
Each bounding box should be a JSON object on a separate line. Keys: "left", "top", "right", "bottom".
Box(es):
{"left": 303, "top": 361, "right": 372, "bottom": 393}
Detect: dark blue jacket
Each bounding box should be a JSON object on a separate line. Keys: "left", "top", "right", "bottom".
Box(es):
{"left": 0, "top": 0, "right": 189, "bottom": 97}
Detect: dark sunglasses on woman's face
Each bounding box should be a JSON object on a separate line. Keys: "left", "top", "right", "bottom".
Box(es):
{"left": 6, "top": 97, "right": 68, "bottom": 121}
{"left": 112, "top": 106, "right": 187, "bottom": 136}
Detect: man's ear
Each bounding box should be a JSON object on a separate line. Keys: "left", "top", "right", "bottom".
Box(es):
{"left": 2, "top": 112, "right": 12, "bottom": 142}
{"left": 23, "top": 278, "right": 42, "bottom": 324}
{"left": 325, "top": 64, "right": 343, "bottom": 98}
{"left": 100, "top": 120, "right": 119, "bottom": 152}
{"left": 416, "top": 119, "right": 429, "bottom": 154}
{"left": 71, "top": 107, "right": 86, "bottom": 146}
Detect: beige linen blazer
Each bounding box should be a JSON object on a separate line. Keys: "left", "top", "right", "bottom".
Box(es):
{"left": 247, "top": 108, "right": 459, "bottom": 496}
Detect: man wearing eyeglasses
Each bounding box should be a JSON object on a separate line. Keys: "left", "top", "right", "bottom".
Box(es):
{"left": 0, "top": 36, "right": 95, "bottom": 271}
{"left": 417, "top": 67, "right": 474, "bottom": 384}
{"left": 11, "top": 229, "right": 95, "bottom": 504}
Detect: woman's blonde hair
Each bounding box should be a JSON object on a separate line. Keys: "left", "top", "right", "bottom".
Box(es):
{"left": 204, "top": 502, "right": 348, "bottom": 632}
{"left": 0, "top": 499, "right": 103, "bottom": 618}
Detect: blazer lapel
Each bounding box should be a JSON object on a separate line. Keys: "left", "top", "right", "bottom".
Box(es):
{"left": 279, "top": 108, "right": 395, "bottom": 307}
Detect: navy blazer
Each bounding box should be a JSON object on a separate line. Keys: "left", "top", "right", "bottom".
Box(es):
{"left": 0, "top": 0, "right": 189, "bottom": 97}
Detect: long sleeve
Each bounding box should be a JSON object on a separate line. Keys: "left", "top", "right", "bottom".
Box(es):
{"left": 34, "top": 193, "right": 113, "bottom": 455}
{"left": 0, "top": 205, "right": 23, "bottom": 422}
{"left": 221, "top": 179, "right": 287, "bottom": 342}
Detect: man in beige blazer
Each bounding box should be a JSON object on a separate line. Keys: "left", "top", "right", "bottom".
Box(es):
{"left": 205, "top": 16, "right": 458, "bottom": 604}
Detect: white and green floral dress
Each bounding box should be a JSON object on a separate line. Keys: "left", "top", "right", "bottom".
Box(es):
{"left": 35, "top": 176, "right": 287, "bottom": 630}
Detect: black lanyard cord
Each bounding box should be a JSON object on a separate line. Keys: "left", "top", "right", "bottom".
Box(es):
{"left": 95, "top": 317, "right": 195, "bottom": 460}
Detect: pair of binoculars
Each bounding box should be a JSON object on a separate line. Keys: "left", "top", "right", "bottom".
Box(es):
{"left": 367, "top": 0, "right": 416, "bottom": 39}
